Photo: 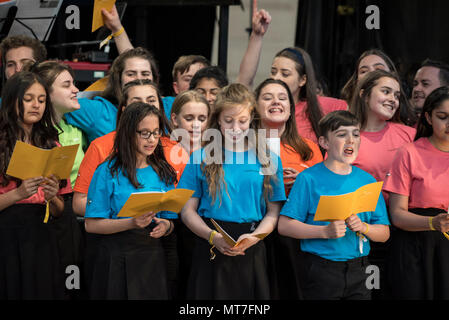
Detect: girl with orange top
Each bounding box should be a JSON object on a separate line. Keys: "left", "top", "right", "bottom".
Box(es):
{"left": 254, "top": 78, "right": 323, "bottom": 299}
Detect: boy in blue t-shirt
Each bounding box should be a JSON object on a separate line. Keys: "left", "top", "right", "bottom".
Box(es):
{"left": 278, "top": 110, "right": 390, "bottom": 300}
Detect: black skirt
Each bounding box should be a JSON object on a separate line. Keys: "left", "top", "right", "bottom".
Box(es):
{"left": 0, "top": 204, "right": 65, "bottom": 300}
{"left": 48, "top": 194, "right": 86, "bottom": 299}
{"left": 84, "top": 227, "right": 168, "bottom": 300}
{"left": 264, "top": 230, "right": 304, "bottom": 300}
{"left": 187, "top": 219, "right": 270, "bottom": 300}
{"left": 387, "top": 207, "right": 449, "bottom": 300}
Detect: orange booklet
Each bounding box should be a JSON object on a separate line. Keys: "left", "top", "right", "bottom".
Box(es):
{"left": 116, "top": 188, "right": 194, "bottom": 218}
{"left": 92, "top": 0, "right": 116, "bottom": 32}
{"left": 210, "top": 218, "right": 268, "bottom": 247}
{"left": 314, "top": 181, "right": 383, "bottom": 222}
{"left": 6, "top": 141, "right": 78, "bottom": 180}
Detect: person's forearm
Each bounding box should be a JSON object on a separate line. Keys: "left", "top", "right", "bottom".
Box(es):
{"left": 236, "top": 33, "right": 264, "bottom": 88}
{"left": 49, "top": 195, "right": 64, "bottom": 218}
{"left": 362, "top": 223, "right": 390, "bottom": 242}
{"left": 72, "top": 192, "right": 87, "bottom": 217}
{"left": 252, "top": 205, "right": 279, "bottom": 235}
{"left": 113, "top": 29, "right": 134, "bottom": 54}
{"left": 84, "top": 217, "right": 135, "bottom": 234}
{"left": 0, "top": 189, "right": 23, "bottom": 211}
{"left": 278, "top": 215, "right": 327, "bottom": 239}
{"left": 181, "top": 208, "right": 213, "bottom": 240}
{"left": 391, "top": 208, "right": 432, "bottom": 232}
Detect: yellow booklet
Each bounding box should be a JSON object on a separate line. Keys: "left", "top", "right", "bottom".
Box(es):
{"left": 84, "top": 76, "right": 108, "bottom": 92}
{"left": 314, "top": 181, "right": 383, "bottom": 222}
{"left": 6, "top": 141, "right": 79, "bottom": 180}
{"left": 116, "top": 188, "right": 194, "bottom": 218}
{"left": 92, "top": 0, "right": 116, "bottom": 32}
{"left": 210, "top": 218, "right": 268, "bottom": 247}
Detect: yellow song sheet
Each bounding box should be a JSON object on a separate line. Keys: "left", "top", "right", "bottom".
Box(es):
{"left": 92, "top": 0, "right": 116, "bottom": 32}
{"left": 314, "top": 181, "right": 383, "bottom": 222}
{"left": 210, "top": 218, "right": 268, "bottom": 247}
{"left": 116, "top": 188, "right": 194, "bottom": 218}
{"left": 6, "top": 141, "right": 78, "bottom": 180}
{"left": 84, "top": 76, "right": 108, "bottom": 91}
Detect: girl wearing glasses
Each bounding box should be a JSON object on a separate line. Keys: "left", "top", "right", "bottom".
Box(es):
{"left": 83, "top": 102, "right": 177, "bottom": 299}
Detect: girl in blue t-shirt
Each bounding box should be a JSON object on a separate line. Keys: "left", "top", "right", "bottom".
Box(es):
{"left": 178, "top": 83, "right": 286, "bottom": 299}
{"left": 65, "top": 47, "right": 163, "bottom": 143}
{"left": 84, "top": 102, "right": 177, "bottom": 300}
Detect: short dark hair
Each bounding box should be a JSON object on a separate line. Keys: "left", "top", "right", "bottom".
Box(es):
{"left": 189, "top": 65, "right": 228, "bottom": 90}
{"left": 318, "top": 110, "right": 360, "bottom": 138}
{"left": 0, "top": 35, "right": 47, "bottom": 64}
{"left": 172, "top": 55, "right": 211, "bottom": 82}
{"left": 421, "top": 59, "right": 449, "bottom": 86}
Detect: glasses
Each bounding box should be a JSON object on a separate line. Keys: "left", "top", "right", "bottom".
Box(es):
{"left": 136, "top": 129, "right": 162, "bottom": 139}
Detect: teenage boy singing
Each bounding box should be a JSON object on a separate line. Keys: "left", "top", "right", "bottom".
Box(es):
{"left": 278, "top": 110, "right": 390, "bottom": 300}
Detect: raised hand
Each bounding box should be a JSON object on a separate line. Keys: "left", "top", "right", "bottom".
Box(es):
{"left": 252, "top": 0, "right": 272, "bottom": 37}
{"left": 101, "top": 4, "right": 123, "bottom": 34}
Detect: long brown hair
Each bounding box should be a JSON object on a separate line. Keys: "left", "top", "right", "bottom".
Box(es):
{"left": 274, "top": 47, "right": 323, "bottom": 140}
{"left": 349, "top": 70, "right": 403, "bottom": 129}
{"left": 255, "top": 78, "right": 313, "bottom": 161}
{"left": 108, "top": 102, "right": 176, "bottom": 188}
{"left": 0, "top": 72, "right": 59, "bottom": 186}
{"left": 201, "top": 83, "right": 275, "bottom": 205}
{"left": 102, "top": 47, "right": 159, "bottom": 106}
{"left": 341, "top": 49, "right": 417, "bottom": 126}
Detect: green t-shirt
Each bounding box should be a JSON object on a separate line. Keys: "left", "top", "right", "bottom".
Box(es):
{"left": 57, "top": 116, "right": 87, "bottom": 189}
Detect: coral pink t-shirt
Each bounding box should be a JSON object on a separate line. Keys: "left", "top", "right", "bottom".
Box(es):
{"left": 295, "top": 95, "right": 347, "bottom": 143}
{"left": 383, "top": 138, "right": 449, "bottom": 211}
{"left": 353, "top": 122, "right": 416, "bottom": 203}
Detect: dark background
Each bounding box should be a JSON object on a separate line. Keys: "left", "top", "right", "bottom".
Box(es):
{"left": 8, "top": 0, "right": 449, "bottom": 98}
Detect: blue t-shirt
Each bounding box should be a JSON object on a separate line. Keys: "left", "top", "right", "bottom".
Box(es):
{"left": 280, "top": 162, "right": 389, "bottom": 261}
{"left": 66, "top": 96, "right": 174, "bottom": 144}
{"left": 85, "top": 160, "right": 177, "bottom": 220}
{"left": 65, "top": 96, "right": 117, "bottom": 144}
{"left": 178, "top": 147, "right": 286, "bottom": 223}
{"left": 162, "top": 96, "right": 176, "bottom": 121}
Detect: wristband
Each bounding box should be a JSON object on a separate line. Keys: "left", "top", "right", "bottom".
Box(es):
{"left": 208, "top": 230, "right": 217, "bottom": 245}
{"left": 361, "top": 222, "right": 369, "bottom": 234}
{"left": 100, "top": 26, "right": 125, "bottom": 49}
{"left": 429, "top": 217, "right": 436, "bottom": 231}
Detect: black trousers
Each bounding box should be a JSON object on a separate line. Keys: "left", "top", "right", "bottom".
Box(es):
{"left": 299, "top": 251, "right": 371, "bottom": 300}
{"left": 387, "top": 208, "right": 449, "bottom": 300}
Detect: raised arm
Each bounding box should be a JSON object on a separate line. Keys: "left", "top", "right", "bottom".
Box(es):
{"left": 236, "top": 0, "right": 271, "bottom": 88}
{"left": 102, "top": 4, "right": 134, "bottom": 54}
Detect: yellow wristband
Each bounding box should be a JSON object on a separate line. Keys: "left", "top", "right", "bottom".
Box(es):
{"left": 208, "top": 230, "right": 217, "bottom": 245}
{"left": 99, "top": 27, "right": 125, "bottom": 49}
{"left": 429, "top": 217, "right": 436, "bottom": 231}
{"left": 362, "top": 222, "right": 369, "bottom": 234}
{"left": 112, "top": 26, "right": 125, "bottom": 38}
